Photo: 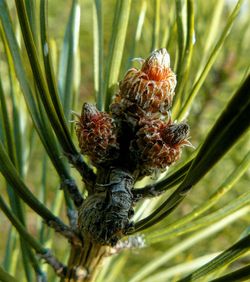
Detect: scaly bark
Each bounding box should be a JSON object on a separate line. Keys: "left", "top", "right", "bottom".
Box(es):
{"left": 64, "top": 168, "right": 134, "bottom": 282}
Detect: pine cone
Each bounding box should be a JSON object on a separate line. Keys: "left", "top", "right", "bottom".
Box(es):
{"left": 118, "top": 48, "right": 176, "bottom": 114}
{"left": 75, "top": 103, "right": 119, "bottom": 165}
{"left": 131, "top": 120, "right": 191, "bottom": 175}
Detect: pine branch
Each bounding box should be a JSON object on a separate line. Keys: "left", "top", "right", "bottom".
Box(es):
{"left": 0, "top": 141, "right": 79, "bottom": 242}
{"left": 0, "top": 196, "right": 68, "bottom": 278}
{"left": 132, "top": 159, "right": 192, "bottom": 202}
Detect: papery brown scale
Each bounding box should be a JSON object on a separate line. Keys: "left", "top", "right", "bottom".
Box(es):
{"left": 75, "top": 103, "right": 119, "bottom": 165}
{"left": 119, "top": 68, "right": 176, "bottom": 114}
{"left": 161, "top": 123, "right": 190, "bottom": 146}
{"left": 130, "top": 118, "right": 189, "bottom": 176}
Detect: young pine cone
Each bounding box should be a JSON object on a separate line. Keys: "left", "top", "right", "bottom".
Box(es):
{"left": 75, "top": 103, "right": 119, "bottom": 165}
{"left": 131, "top": 120, "right": 191, "bottom": 175}
{"left": 118, "top": 48, "right": 176, "bottom": 115}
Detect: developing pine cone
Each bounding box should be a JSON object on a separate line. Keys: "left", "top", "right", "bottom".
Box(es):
{"left": 117, "top": 48, "right": 176, "bottom": 115}
{"left": 131, "top": 119, "right": 191, "bottom": 176}
{"left": 75, "top": 103, "right": 119, "bottom": 165}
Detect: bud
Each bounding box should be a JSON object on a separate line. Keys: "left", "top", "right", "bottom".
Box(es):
{"left": 161, "top": 123, "right": 191, "bottom": 146}
{"left": 118, "top": 48, "right": 176, "bottom": 114}
{"left": 130, "top": 120, "right": 191, "bottom": 176}
{"left": 75, "top": 103, "right": 119, "bottom": 165}
{"left": 141, "top": 48, "right": 171, "bottom": 81}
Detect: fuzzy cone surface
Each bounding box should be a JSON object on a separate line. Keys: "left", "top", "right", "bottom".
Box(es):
{"left": 76, "top": 48, "right": 191, "bottom": 177}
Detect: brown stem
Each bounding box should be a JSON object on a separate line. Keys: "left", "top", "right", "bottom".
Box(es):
{"left": 39, "top": 250, "right": 67, "bottom": 278}
{"left": 64, "top": 237, "right": 110, "bottom": 282}
{"left": 62, "top": 167, "right": 135, "bottom": 281}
